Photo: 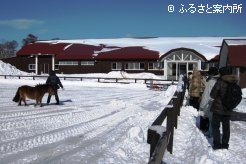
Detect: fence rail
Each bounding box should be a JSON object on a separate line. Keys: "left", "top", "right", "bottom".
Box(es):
{"left": 147, "top": 88, "right": 185, "bottom": 164}
{"left": 0, "top": 74, "right": 174, "bottom": 85}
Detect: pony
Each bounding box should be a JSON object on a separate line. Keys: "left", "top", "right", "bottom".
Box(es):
{"left": 13, "top": 84, "right": 55, "bottom": 107}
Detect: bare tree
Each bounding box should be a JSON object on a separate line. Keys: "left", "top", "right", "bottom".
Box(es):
{"left": 0, "top": 40, "right": 18, "bottom": 58}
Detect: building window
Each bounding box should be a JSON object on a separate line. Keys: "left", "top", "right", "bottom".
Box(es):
{"left": 125, "top": 62, "right": 144, "bottom": 70}
{"left": 112, "top": 62, "right": 122, "bottom": 70}
{"left": 28, "top": 64, "right": 35, "bottom": 70}
{"left": 59, "top": 61, "right": 79, "bottom": 65}
{"left": 148, "top": 62, "right": 162, "bottom": 70}
{"left": 55, "top": 64, "right": 59, "bottom": 70}
{"left": 81, "top": 61, "right": 95, "bottom": 65}
{"left": 188, "top": 63, "right": 193, "bottom": 71}
{"left": 201, "top": 62, "right": 206, "bottom": 70}
{"left": 172, "top": 63, "right": 176, "bottom": 76}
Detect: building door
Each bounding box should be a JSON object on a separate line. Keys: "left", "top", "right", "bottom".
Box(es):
{"left": 178, "top": 63, "right": 187, "bottom": 75}
{"left": 40, "top": 63, "right": 50, "bottom": 74}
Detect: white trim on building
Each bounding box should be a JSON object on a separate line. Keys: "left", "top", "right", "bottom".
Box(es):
{"left": 160, "top": 49, "right": 206, "bottom": 80}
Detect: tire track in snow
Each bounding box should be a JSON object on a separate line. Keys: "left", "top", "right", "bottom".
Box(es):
{"left": 0, "top": 81, "right": 168, "bottom": 163}
{"left": 0, "top": 99, "right": 140, "bottom": 163}
{"left": 0, "top": 103, "right": 121, "bottom": 142}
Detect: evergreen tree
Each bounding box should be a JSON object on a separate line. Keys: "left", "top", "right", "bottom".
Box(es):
{"left": 22, "top": 34, "right": 38, "bottom": 46}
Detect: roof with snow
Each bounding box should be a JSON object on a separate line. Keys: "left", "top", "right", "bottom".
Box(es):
{"left": 17, "top": 42, "right": 69, "bottom": 56}
{"left": 16, "top": 37, "right": 246, "bottom": 60}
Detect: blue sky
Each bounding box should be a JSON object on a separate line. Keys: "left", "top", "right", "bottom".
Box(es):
{"left": 0, "top": 0, "right": 245, "bottom": 47}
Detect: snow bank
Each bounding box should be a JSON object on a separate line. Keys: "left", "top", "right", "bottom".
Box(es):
{"left": 0, "top": 60, "right": 28, "bottom": 75}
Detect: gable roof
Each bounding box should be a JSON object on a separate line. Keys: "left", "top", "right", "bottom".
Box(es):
{"left": 16, "top": 42, "right": 69, "bottom": 56}
{"left": 57, "top": 44, "right": 103, "bottom": 60}
{"left": 16, "top": 42, "right": 159, "bottom": 60}
{"left": 222, "top": 39, "right": 246, "bottom": 67}
{"left": 160, "top": 48, "right": 207, "bottom": 61}
{"left": 208, "top": 55, "right": 219, "bottom": 62}
{"left": 96, "top": 46, "right": 159, "bottom": 60}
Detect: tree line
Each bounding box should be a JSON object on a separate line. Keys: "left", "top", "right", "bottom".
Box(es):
{"left": 0, "top": 34, "right": 38, "bottom": 59}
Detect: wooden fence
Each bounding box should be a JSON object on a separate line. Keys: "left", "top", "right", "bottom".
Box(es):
{"left": 147, "top": 88, "right": 185, "bottom": 164}
{"left": 0, "top": 74, "right": 172, "bottom": 83}
{"left": 0, "top": 75, "right": 174, "bottom": 89}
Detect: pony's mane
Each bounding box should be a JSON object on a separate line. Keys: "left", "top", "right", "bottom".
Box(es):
{"left": 35, "top": 83, "right": 52, "bottom": 89}
{"left": 35, "top": 83, "right": 47, "bottom": 87}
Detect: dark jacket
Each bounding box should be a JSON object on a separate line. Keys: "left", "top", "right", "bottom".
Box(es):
{"left": 46, "top": 72, "right": 63, "bottom": 89}
{"left": 210, "top": 74, "right": 239, "bottom": 115}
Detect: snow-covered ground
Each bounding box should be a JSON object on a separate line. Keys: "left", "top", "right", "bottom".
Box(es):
{"left": 0, "top": 60, "right": 246, "bottom": 164}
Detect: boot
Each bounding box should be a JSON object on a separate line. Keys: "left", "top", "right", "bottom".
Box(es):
{"left": 55, "top": 95, "right": 60, "bottom": 105}
{"left": 47, "top": 95, "right": 51, "bottom": 104}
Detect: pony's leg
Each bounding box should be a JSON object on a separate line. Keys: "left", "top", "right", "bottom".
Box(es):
{"left": 36, "top": 99, "right": 42, "bottom": 107}
{"left": 34, "top": 100, "right": 38, "bottom": 107}
{"left": 23, "top": 98, "right": 27, "bottom": 106}
{"left": 18, "top": 98, "right": 21, "bottom": 106}
{"left": 39, "top": 97, "right": 44, "bottom": 107}
{"left": 40, "top": 97, "right": 43, "bottom": 107}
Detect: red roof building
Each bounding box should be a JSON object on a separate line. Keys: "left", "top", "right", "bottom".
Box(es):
{"left": 11, "top": 41, "right": 161, "bottom": 75}
{"left": 219, "top": 39, "right": 246, "bottom": 88}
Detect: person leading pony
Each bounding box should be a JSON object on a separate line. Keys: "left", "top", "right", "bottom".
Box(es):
{"left": 46, "top": 70, "right": 64, "bottom": 105}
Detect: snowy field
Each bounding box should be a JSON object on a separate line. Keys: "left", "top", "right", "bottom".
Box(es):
{"left": 0, "top": 60, "right": 246, "bottom": 164}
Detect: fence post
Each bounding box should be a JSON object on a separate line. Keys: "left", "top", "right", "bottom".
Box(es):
{"left": 177, "top": 92, "right": 182, "bottom": 116}
{"left": 147, "top": 126, "right": 166, "bottom": 159}
{"left": 166, "top": 106, "right": 175, "bottom": 154}
{"left": 147, "top": 128, "right": 161, "bottom": 158}
{"left": 172, "top": 98, "right": 178, "bottom": 129}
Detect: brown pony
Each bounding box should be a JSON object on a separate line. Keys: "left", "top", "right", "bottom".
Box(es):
{"left": 13, "top": 84, "right": 55, "bottom": 107}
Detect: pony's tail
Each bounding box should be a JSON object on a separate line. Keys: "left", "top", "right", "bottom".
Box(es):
{"left": 13, "top": 88, "right": 20, "bottom": 102}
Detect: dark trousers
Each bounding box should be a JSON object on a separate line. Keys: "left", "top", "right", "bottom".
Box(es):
{"left": 212, "top": 113, "right": 230, "bottom": 149}
{"left": 200, "top": 117, "right": 209, "bottom": 131}
{"left": 189, "top": 97, "right": 200, "bottom": 110}
{"left": 47, "top": 88, "right": 60, "bottom": 104}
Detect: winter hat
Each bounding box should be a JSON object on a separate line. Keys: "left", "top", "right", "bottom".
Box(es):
{"left": 208, "top": 67, "right": 218, "bottom": 76}
{"left": 49, "top": 70, "right": 56, "bottom": 75}
{"left": 219, "top": 66, "right": 231, "bottom": 76}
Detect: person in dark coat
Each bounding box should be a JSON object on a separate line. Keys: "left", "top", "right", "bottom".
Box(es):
{"left": 183, "top": 73, "right": 188, "bottom": 91}
{"left": 46, "top": 70, "right": 64, "bottom": 105}
{"left": 210, "top": 66, "right": 239, "bottom": 150}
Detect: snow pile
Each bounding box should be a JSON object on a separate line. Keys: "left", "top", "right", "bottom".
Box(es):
{"left": 119, "top": 72, "right": 162, "bottom": 79}
{"left": 127, "top": 127, "right": 144, "bottom": 143}
{"left": 0, "top": 60, "right": 28, "bottom": 75}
